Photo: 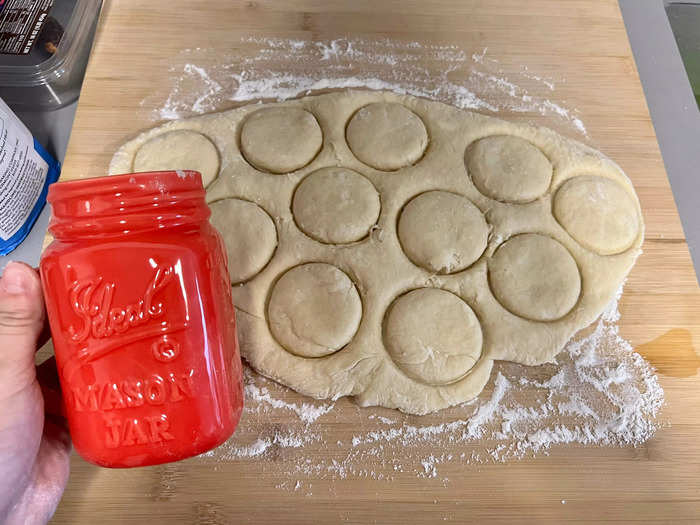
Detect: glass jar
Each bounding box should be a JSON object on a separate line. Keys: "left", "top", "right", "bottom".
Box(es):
{"left": 40, "top": 170, "right": 243, "bottom": 468}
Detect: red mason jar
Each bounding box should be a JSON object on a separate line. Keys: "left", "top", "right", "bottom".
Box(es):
{"left": 40, "top": 170, "right": 243, "bottom": 468}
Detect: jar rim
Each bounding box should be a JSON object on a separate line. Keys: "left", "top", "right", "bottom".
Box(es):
{"left": 47, "top": 171, "right": 210, "bottom": 239}
{"left": 47, "top": 170, "right": 204, "bottom": 203}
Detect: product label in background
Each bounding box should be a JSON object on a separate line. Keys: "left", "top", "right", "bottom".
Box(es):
{"left": 0, "top": 96, "right": 60, "bottom": 254}
{"left": 0, "top": 0, "right": 55, "bottom": 55}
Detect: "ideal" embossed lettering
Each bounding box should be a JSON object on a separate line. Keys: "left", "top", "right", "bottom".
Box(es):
{"left": 68, "top": 265, "right": 174, "bottom": 342}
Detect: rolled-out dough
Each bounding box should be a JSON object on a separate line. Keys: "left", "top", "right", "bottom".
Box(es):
{"left": 268, "top": 263, "right": 362, "bottom": 358}
{"left": 466, "top": 134, "right": 552, "bottom": 203}
{"left": 384, "top": 288, "right": 483, "bottom": 385}
{"left": 240, "top": 107, "right": 322, "bottom": 174}
{"left": 209, "top": 198, "right": 277, "bottom": 285}
{"left": 346, "top": 102, "right": 428, "bottom": 171}
{"left": 110, "top": 90, "right": 644, "bottom": 415}
{"left": 292, "top": 167, "right": 380, "bottom": 244}
{"left": 553, "top": 175, "right": 640, "bottom": 255}
{"left": 488, "top": 233, "right": 581, "bottom": 322}
{"left": 398, "top": 190, "right": 489, "bottom": 274}
{"left": 133, "top": 130, "right": 220, "bottom": 187}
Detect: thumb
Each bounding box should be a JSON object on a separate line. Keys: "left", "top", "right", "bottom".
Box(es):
{"left": 0, "top": 262, "right": 45, "bottom": 397}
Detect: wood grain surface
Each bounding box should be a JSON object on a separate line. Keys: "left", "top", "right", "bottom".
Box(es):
{"left": 50, "top": 1, "right": 700, "bottom": 523}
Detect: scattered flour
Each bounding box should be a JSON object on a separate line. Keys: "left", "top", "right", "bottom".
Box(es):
{"left": 144, "top": 37, "right": 587, "bottom": 136}
{"left": 200, "top": 287, "right": 663, "bottom": 486}
{"left": 244, "top": 380, "right": 334, "bottom": 424}
{"left": 143, "top": 37, "right": 662, "bottom": 487}
{"left": 368, "top": 414, "right": 397, "bottom": 425}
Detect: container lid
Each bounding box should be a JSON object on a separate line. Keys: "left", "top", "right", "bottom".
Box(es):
{"left": 0, "top": 0, "right": 101, "bottom": 87}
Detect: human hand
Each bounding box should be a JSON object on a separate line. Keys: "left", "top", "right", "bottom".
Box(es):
{"left": 0, "top": 262, "right": 71, "bottom": 524}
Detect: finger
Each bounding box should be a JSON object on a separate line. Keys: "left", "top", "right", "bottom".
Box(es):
{"left": 0, "top": 262, "right": 45, "bottom": 397}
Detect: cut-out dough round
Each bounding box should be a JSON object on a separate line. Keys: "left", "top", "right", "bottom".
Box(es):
{"left": 133, "top": 130, "right": 220, "bottom": 187}
{"left": 240, "top": 107, "right": 322, "bottom": 174}
{"left": 489, "top": 233, "right": 581, "bottom": 322}
{"left": 209, "top": 198, "right": 277, "bottom": 284}
{"left": 553, "top": 175, "right": 640, "bottom": 255}
{"left": 398, "top": 191, "right": 489, "bottom": 274}
{"left": 346, "top": 103, "right": 428, "bottom": 171}
{"left": 267, "top": 263, "right": 362, "bottom": 358}
{"left": 384, "top": 288, "right": 482, "bottom": 385}
{"left": 466, "top": 135, "right": 552, "bottom": 203}
{"left": 111, "top": 90, "right": 645, "bottom": 415}
{"left": 293, "top": 167, "right": 380, "bottom": 244}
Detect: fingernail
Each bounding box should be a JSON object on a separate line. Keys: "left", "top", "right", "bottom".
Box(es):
{"left": 1, "top": 262, "right": 31, "bottom": 294}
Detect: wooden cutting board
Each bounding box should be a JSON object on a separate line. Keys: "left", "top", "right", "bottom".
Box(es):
{"left": 50, "top": 0, "right": 700, "bottom": 522}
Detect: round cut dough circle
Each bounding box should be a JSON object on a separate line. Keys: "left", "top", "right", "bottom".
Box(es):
{"left": 488, "top": 233, "right": 581, "bottom": 322}
{"left": 209, "top": 198, "right": 277, "bottom": 284}
{"left": 553, "top": 175, "right": 640, "bottom": 255}
{"left": 133, "top": 130, "right": 220, "bottom": 188}
{"left": 398, "top": 191, "right": 489, "bottom": 274}
{"left": 267, "top": 263, "right": 363, "bottom": 358}
{"left": 346, "top": 102, "right": 428, "bottom": 171}
{"left": 384, "top": 288, "right": 482, "bottom": 385}
{"left": 293, "top": 167, "right": 380, "bottom": 244}
{"left": 466, "top": 135, "right": 552, "bottom": 203}
{"left": 240, "top": 107, "right": 323, "bottom": 174}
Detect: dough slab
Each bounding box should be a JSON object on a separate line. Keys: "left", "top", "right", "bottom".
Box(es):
{"left": 111, "top": 90, "right": 644, "bottom": 415}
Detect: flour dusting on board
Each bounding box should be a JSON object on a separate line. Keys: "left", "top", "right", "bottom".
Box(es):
{"left": 146, "top": 38, "right": 662, "bottom": 486}
{"left": 144, "top": 37, "right": 586, "bottom": 137}
{"left": 201, "top": 288, "right": 663, "bottom": 485}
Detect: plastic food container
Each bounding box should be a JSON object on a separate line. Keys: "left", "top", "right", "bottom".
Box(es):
{"left": 0, "top": 0, "right": 102, "bottom": 109}
{"left": 40, "top": 171, "right": 244, "bottom": 468}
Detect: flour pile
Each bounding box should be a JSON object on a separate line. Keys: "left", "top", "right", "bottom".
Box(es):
{"left": 146, "top": 37, "right": 663, "bottom": 485}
